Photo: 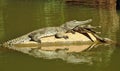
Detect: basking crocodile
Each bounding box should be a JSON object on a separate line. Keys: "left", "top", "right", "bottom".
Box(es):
{"left": 2, "top": 19, "right": 92, "bottom": 47}
{"left": 72, "top": 25, "right": 112, "bottom": 43}
{"left": 27, "top": 19, "right": 92, "bottom": 43}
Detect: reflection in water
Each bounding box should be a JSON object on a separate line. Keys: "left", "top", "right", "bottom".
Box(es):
{"left": 0, "top": 0, "right": 120, "bottom": 71}
{"left": 97, "top": 6, "right": 119, "bottom": 59}
{"left": 4, "top": 43, "right": 114, "bottom": 65}
{"left": 98, "top": 6, "right": 119, "bottom": 40}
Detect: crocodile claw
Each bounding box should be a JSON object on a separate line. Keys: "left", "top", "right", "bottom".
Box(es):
{"left": 63, "top": 36, "right": 69, "bottom": 39}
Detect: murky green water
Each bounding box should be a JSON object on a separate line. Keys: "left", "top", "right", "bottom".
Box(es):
{"left": 0, "top": 0, "right": 120, "bottom": 71}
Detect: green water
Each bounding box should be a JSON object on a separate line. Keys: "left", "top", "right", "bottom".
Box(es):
{"left": 0, "top": 0, "right": 120, "bottom": 71}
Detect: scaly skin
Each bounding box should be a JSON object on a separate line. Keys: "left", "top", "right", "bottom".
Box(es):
{"left": 2, "top": 33, "right": 31, "bottom": 47}
{"left": 2, "top": 19, "right": 92, "bottom": 47}
{"left": 28, "top": 27, "right": 68, "bottom": 43}
{"left": 72, "top": 25, "right": 112, "bottom": 43}
{"left": 29, "top": 19, "right": 92, "bottom": 42}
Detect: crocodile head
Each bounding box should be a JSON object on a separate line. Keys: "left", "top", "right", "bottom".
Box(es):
{"left": 60, "top": 19, "right": 92, "bottom": 30}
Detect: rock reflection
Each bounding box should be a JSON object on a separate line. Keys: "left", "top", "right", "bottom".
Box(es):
{"left": 0, "top": 0, "right": 118, "bottom": 66}
{"left": 3, "top": 43, "right": 113, "bottom": 65}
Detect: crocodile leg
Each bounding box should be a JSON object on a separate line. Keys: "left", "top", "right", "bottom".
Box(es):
{"left": 84, "top": 27, "right": 101, "bottom": 34}
{"left": 66, "top": 29, "right": 75, "bottom": 34}
{"left": 55, "top": 32, "right": 69, "bottom": 39}
{"left": 92, "top": 34, "right": 106, "bottom": 42}
{"left": 82, "top": 33, "right": 94, "bottom": 42}
{"left": 73, "top": 26, "right": 94, "bottom": 42}
{"left": 75, "top": 26, "right": 109, "bottom": 43}
{"left": 29, "top": 33, "right": 41, "bottom": 43}
{"left": 75, "top": 25, "right": 108, "bottom": 43}
{"left": 77, "top": 25, "right": 101, "bottom": 34}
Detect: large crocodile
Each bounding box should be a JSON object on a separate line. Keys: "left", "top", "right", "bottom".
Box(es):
{"left": 2, "top": 19, "right": 92, "bottom": 47}
{"left": 28, "top": 19, "right": 92, "bottom": 43}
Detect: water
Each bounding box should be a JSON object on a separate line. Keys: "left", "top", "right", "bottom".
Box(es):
{"left": 0, "top": 0, "right": 120, "bottom": 71}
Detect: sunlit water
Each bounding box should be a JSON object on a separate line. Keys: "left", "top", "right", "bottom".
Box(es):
{"left": 0, "top": 0, "right": 120, "bottom": 71}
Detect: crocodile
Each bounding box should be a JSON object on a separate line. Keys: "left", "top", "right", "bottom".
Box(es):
{"left": 1, "top": 19, "right": 92, "bottom": 47}
{"left": 28, "top": 19, "right": 92, "bottom": 43}
{"left": 72, "top": 25, "right": 112, "bottom": 43}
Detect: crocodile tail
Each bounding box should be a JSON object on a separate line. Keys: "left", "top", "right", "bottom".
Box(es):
{"left": 0, "top": 41, "right": 6, "bottom": 47}
{"left": 0, "top": 43, "right": 7, "bottom": 47}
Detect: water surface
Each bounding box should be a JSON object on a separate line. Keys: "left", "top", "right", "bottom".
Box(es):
{"left": 0, "top": 0, "right": 120, "bottom": 71}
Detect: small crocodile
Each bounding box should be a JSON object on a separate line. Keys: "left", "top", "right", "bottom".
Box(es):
{"left": 72, "top": 25, "right": 112, "bottom": 43}
{"left": 2, "top": 19, "right": 92, "bottom": 47}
